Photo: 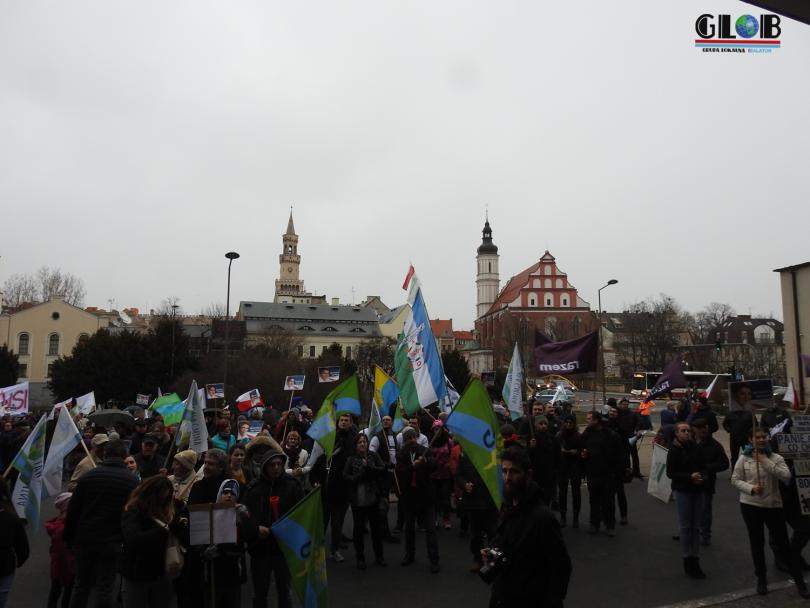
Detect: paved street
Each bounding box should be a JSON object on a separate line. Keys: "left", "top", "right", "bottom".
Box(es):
{"left": 8, "top": 428, "right": 807, "bottom": 607}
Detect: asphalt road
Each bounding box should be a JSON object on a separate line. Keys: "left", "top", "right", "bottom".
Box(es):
{"left": 8, "top": 429, "right": 802, "bottom": 608}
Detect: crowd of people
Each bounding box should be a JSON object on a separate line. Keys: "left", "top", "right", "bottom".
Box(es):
{"left": 0, "top": 387, "right": 809, "bottom": 607}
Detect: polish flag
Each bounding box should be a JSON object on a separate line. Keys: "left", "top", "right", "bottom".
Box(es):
{"left": 402, "top": 265, "right": 415, "bottom": 290}
{"left": 236, "top": 389, "right": 263, "bottom": 412}
{"left": 701, "top": 375, "right": 720, "bottom": 401}
{"left": 783, "top": 379, "right": 801, "bottom": 411}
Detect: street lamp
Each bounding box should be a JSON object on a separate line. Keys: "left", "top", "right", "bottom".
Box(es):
{"left": 170, "top": 303, "right": 179, "bottom": 379}
{"left": 598, "top": 279, "right": 619, "bottom": 407}
{"left": 223, "top": 251, "right": 240, "bottom": 404}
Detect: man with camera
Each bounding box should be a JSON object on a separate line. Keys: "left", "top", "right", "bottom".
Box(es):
{"left": 483, "top": 446, "right": 572, "bottom": 608}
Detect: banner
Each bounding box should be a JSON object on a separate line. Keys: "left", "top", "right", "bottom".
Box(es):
{"left": 42, "top": 405, "right": 82, "bottom": 497}
{"left": 176, "top": 381, "right": 210, "bottom": 454}
{"left": 0, "top": 382, "right": 29, "bottom": 416}
{"left": 728, "top": 379, "right": 773, "bottom": 411}
{"left": 502, "top": 343, "right": 524, "bottom": 421}
{"left": 136, "top": 393, "right": 151, "bottom": 406}
{"left": 74, "top": 391, "right": 96, "bottom": 415}
{"left": 11, "top": 414, "right": 48, "bottom": 527}
{"left": 647, "top": 443, "right": 672, "bottom": 503}
{"left": 533, "top": 331, "right": 598, "bottom": 375}
{"left": 643, "top": 359, "right": 687, "bottom": 403}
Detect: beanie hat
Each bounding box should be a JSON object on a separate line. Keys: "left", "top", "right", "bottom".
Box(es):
{"left": 606, "top": 398, "right": 618, "bottom": 408}
{"left": 174, "top": 450, "right": 197, "bottom": 472}
{"left": 216, "top": 478, "right": 241, "bottom": 502}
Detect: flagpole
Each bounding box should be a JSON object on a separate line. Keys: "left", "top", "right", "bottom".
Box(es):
{"left": 281, "top": 391, "right": 295, "bottom": 443}
{"left": 752, "top": 409, "right": 760, "bottom": 487}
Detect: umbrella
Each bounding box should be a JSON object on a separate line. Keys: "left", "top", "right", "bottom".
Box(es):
{"left": 123, "top": 405, "right": 145, "bottom": 415}
{"left": 88, "top": 408, "right": 135, "bottom": 429}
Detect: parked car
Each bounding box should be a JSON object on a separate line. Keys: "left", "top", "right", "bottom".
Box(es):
{"left": 533, "top": 388, "right": 576, "bottom": 404}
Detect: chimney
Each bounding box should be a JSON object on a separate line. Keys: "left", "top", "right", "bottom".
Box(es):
{"left": 332, "top": 297, "right": 340, "bottom": 305}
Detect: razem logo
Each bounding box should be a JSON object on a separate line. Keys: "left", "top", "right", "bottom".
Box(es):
{"left": 695, "top": 13, "right": 781, "bottom": 53}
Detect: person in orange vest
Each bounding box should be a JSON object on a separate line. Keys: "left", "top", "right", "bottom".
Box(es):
{"left": 638, "top": 399, "right": 654, "bottom": 431}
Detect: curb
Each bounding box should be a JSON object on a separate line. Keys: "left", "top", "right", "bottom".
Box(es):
{"left": 655, "top": 580, "right": 794, "bottom": 608}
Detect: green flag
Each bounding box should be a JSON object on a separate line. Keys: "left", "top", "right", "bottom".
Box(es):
{"left": 271, "top": 487, "right": 328, "bottom": 608}
{"left": 445, "top": 379, "right": 503, "bottom": 509}
{"left": 306, "top": 400, "right": 336, "bottom": 459}
{"left": 326, "top": 375, "right": 361, "bottom": 417}
{"left": 149, "top": 392, "right": 185, "bottom": 426}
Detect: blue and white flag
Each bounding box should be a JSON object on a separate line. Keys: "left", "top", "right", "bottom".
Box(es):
{"left": 502, "top": 343, "right": 524, "bottom": 420}
{"left": 11, "top": 415, "right": 48, "bottom": 528}
{"left": 442, "top": 375, "right": 461, "bottom": 413}
{"left": 42, "top": 405, "right": 82, "bottom": 497}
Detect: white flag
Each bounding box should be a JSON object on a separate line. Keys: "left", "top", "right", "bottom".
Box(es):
{"left": 42, "top": 405, "right": 82, "bottom": 497}
{"left": 783, "top": 379, "right": 801, "bottom": 411}
{"left": 551, "top": 384, "right": 567, "bottom": 405}
{"left": 48, "top": 398, "right": 73, "bottom": 421}
{"left": 442, "top": 375, "right": 461, "bottom": 413}
{"left": 177, "top": 382, "right": 209, "bottom": 455}
{"left": 502, "top": 343, "right": 524, "bottom": 421}
{"left": 74, "top": 392, "right": 96, "bottom": 415}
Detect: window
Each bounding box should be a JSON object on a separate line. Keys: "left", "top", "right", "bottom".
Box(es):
{"left": 321, "top": 345, "right": 328, "bottom": 354}
{"left": 488, "top": 262, "right": 491, "bottom": 273}
{"left": 561, "top": 296, "right": 569, "bottom": 307}
{"left": 346, "top": 346, "right": 352, "bottom": 359}
{"left": 741, "top": 331, "right": 748, "bottom": 344}
{"left": 46, "top": 363, "right": 54, "bottom": 378}
{"left": 18, "top": 333, "right": 30, "bottom": 355}
{"left": 77, "top": 333, "right": 90, "bottom": 343}
{"left": 18, "top": 364, "right": 27, "bottom": 378}
{"left": 309, "top": 345, "right": 316, "bottom": 357}
{"left": 544, "top": 278, "right": 552, "bottom": 288}
{"left": 297, "top": 345, "right": 304, "bottom": 357}
{"left": 533, "top": 279, "right": 540, "bottom": 288}
{"left": 323, "top": 327, "right": 337, "bottom": 332}
{"left": 556, "top": 279, "right": 564, "bottom": 288}
{"left": 529, "top": 295, "right": 536, "bottom": 307}
{"left": 544, "top": 293, "right": 553, "bottom": 307}
{"left": 350, "top": 327, "right": 366, "bottom": 333}
{"left": 48, "top": 333, "right": 60, "bottom": 356}
{"left": 298, "top": 326, "right": 314, "bottom": 331}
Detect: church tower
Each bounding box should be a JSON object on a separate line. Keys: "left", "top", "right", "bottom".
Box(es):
{"left": 274, "top": 211, "right": 311, "bottom": 303}
{"left": 476, "top": 215, "right": 500, "bottom": 320}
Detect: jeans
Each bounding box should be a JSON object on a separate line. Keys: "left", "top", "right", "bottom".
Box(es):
{"left": 558, "top": 470, "right": 582, "bottom": 521}
{"left": 740, "top": 503, "right": 802, "bottom": 579}
{"left": 351, "top": 504, "right": 384, "bottom": 561}
{"left": 69, "top": 542, "right": 121, "bottom": 608}
{"left": 403, "top": 503, "right": 439, "bottom": 564}
{"left": 250, "top": 552, "right": 291, "bottom": 608}
{"left": 700, "top": 492, "right": 714, "bottom": 542}
{"left": 0, "top": 573, "right": 14, "bottom": 608}
{"left": 586, "top": 475, "right": 615, "bottom": 529}
{"left": 674, "top": 490, "right": 704, "bottom": 558}
{"left": 122, "top": 577, "right": 173, "bottom": 608}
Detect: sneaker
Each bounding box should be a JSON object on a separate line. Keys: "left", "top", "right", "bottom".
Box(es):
{"left": 700, "top": 538, "right": 711, "bottom": 547}
{"left": 330, "top": 551, "right": 345, "bottom": 563}
{"left": 384, "top": 535, "right": 401, "bottom": 544}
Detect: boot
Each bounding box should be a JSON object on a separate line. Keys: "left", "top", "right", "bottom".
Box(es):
{"left": 559, "top": 513, "right": 567, "bottom": 528}
{"left": 691, "top": 557, "right": 706, "bottom": 579}
{"left": 756, "top": 576, "right": 768, "bottom": 595}
{"left": 796, "top": 578, "right": 810, "bottom": 599}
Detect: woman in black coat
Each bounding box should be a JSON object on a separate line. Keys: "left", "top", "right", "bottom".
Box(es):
{"left": 0, "top": 478, "right": 29, "bottom": 608}
{"left": 343, "top": 433, "right": 386, "bottom": 569}
{"left": 120, "top": 476, "right": 187, "bottom": 608}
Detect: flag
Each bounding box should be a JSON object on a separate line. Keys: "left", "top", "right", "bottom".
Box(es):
{"left": 176, "top": 381, "right": 210, "bottom": 453}
{"left": 551, "top": 384, "right": 567, "bottom": 405}
{"left": 42, "top": 405, "right": 82, "bottom": 497}
{"left": 271, "top": 487, "right": 328, "bottom": 608}
{"left": 533, "top": 331, "right": 598, "bottom": 375}
{"left": 701, "top": 375, "right": 720, "bottom": 401}
{"left": 149, "top": 392, "right": 184, "bottom": 426}
{"left": 395, "top": 273, "right": 447, "bottom": 415}
{"left": 74, "top": 391, "right": 96, "bottom": 415}
{"left": 534, "top": 329, "right": 552, "bottom": 346}
{"left": 368, "top": 400, "right": 383, "bottom": 437}
{"left": 235, "top": 389, "right": 264, "bottom": 413}
{"left": 643, "top": 359, "right": 688, "bottom": 403}
{"left": 391, "top": 400, "right": 406, "bottom": 433}
{"left": 373, "top": 367, "right": 400, "bottom": 418}
{"left": 445, "top": 379, "right": 503, "bottom": 509}
{"left": 769, "top": 417, "right": 791, "bottom": 437}
{"left": 48, "top": 397, "right": 73, "bottom": 421}
{"left": 502, "top": 343, "right": 524, "bottom": 421}
{"left": 307, "top": 401, "right": 336, "bottom": 459}
{"left": 11, "top": 414, "right": 48, "bottom": 527}
{"left": 442, "top": 375, "right": 461, "bottom": 413}
{"left": 0, "top": 382, "right": 30, "bottom": 416}
{"left": 402, "top": 264, "right": 415, "bottom": 290}
{"left": 784, "top": 379, "right": 801, "bottom": 411}
{"left": 324, "top": 375, "right": 361, "bottom": 417}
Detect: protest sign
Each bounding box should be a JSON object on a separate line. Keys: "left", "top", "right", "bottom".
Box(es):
{"left": 317, "top": 366, "right": 340, "bottom": 383}
{"left": 284, "top": 375, "right": 305, "bottom": 391}
{"left": 188, "top": 504, "right": 237, "bottom": 545}
{"left": 0, "top": 382, "right": 29, "bottom": 416}
{"left": 136, "top": 393, "right": 151, "bottom": 406}
{"left": 647, "top": 443, "right": 672, "bottom": 503}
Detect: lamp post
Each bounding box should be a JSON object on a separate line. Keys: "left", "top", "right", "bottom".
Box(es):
{"left": 170, "top": 303, "right": 179, "bottom": 379}
{"left": 223, "top": 251, "right": 240, "bottom": 404}
{"left": 598, "top": 279, "right": 619, "bottom": 407}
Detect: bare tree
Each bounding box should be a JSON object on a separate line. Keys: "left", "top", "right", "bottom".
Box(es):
{"left": 2, "top": 267, "right": 86, "bottom": 307}
{"left": 154, "top": 296, "right": 183, "bottom": 317}
{"left": 201, "top": 302, "right": 227, "bottom": 319}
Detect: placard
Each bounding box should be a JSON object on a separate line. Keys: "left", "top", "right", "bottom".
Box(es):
{"left": 647, "top": 443, "right": 672, "bottom": 503}
{"left": 188, "top": 504, "right": 237, "bottom": 545}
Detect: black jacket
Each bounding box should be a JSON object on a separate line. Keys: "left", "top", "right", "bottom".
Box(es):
{"left": 455, "top": 452, "right": 496, "bottom": 512}
{"left": 527, "top": 432, "right": 561, "bottom": 502}
{"left": 242, "top": 459, "right": 304, "bottom": 557}
{"left": 120, "top": 507, "right": 187, "bottom": 581}
{"left": 614, "top": 409, "right": 640, "bottom": 439}
{"left": 556, "top": 428, "right": 583, "bottom": 476}
{"left": 134, "top": 452, "right": 163, "bottom": 479}
{"left": 395, "top": 443, "right": 436, "bottom": 508}
{"left": 688, "top": 406, "right": 719, "bottom": 436}
{"left": 694, "top": 437, "right": 729, "bottom": 494}
{"left": 64, "top": 458, "right": 139, "bottom": 547}
{"left": 490, "top": 481, "right": 572, "bottom": 608}
{"left": 580, "top": 425, "right": 624, "bottom": 479}
{"left": 343, "top": 451, "right": 385, "bottom": 507}
{"left": 722, "top": 410, "right": 754, "bottom": 446}
{"left": 666, "top": 439, "right": 705, "bottom": 493}
{"left": 0, "top": 507, "right": 29, "bottom": 577}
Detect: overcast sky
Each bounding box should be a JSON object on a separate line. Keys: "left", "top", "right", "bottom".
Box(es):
{"left": 2, "top": 1, "right": 808, "bottom": 329}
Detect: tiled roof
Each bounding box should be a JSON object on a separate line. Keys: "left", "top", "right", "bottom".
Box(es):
{"left": 454, "top": 330, "right": 474, "bottom": 341}
{"left": 430, "top": 319, "right": 454, "bottom": 337}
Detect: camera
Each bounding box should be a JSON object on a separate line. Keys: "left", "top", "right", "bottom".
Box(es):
{"left": 478, "top": 548, "right": 507, "bottom": 584}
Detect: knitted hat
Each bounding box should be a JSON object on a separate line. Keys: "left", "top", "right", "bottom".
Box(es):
{"left": 174, "top": 450, "right": 197, "bottom": 471}
{"left": 216, "top": 478, "right": 240, "bottom": 502}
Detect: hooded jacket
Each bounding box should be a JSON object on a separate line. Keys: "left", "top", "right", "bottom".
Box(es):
{"left": 242, "top": 449, "right": 304, "bottom": 557}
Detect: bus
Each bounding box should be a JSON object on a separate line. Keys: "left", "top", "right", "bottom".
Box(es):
{"left": 630, "top": 371, "right": 731, "bottom": 400}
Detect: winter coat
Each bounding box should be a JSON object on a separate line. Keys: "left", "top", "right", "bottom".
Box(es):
{"left": 732, "top": 450, "right": 791, "bottom": 509}
{"left": 580, "top": 426, "right": 624, "bottom": 479}
{"left": 343, "top": 451, "right": 385, "bottom": 507}
{"left": 490, "top": 481, "right": 571, "bottom": 608}
{"left": 695, "top": 437, "right": 729, "bottom": 494}
{"left": 395, "top": 443, "right": 436, "bottom": 508}
{"left": 120, "top": 507, "right": 187, "bottom": 582}
{"left": 134, "top": 452, "right": 163, "bottom": 479}
{"left": 455, "top": 452, "right": 496, "bottom": 512}
{"left": 666, "top": 439, "right": 705, "bottom": 494}
{"left": 44, "top": 516, "right": 75, "bottom": 585}
{"left": 0, "top": 507, "right": 29, "bottom": 578}
{"left": 687, "top": 406, "right": 719, "bottom": 436}
{"left": 556, "top": 428, "right": 583, "bottom": 476}
{"left": 722, "top": 410, "right": 754, "bottom": 447}
{"left": 67, "top": 453, "right": 101, "bottom": 492}
{"left": 429, "top": 439, "right": 454, "bottom": 480}
{"left": 64, "top": 459, "right": 139, "bottom": 547}
{"left": 527, "top": 432, "right": 561, "bottom": 501}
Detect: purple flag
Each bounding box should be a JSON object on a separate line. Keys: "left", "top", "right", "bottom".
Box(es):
{"left": 533, "top": 331, "right": 598, "bottom": 375}
{"left": 534, "top": 329, "right": 552, "bottom": 346}
{"left": 802, "top": 354, "right": 810, "bottom": 377}
{"left": 643, "top": 359, "right": 687, "bottom": 403}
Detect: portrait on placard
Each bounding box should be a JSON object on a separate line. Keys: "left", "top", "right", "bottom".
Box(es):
{"left": 318, "top": 366, "right": 341, "bottom": 383}
{"left": 206, "top": 383, "right": 225, "bottom": 400}
{"left": 284, "top": 375, "right": 305, "bottom": 391}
